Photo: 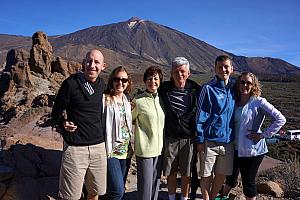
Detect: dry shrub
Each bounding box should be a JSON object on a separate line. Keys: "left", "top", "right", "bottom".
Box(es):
{"left": 259, "top": 153, "right": 300, "bottom": 192}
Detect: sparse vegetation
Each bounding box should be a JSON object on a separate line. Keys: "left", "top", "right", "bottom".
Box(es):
{"left": 259, "top": 153, "right": 300, "bottom": 196}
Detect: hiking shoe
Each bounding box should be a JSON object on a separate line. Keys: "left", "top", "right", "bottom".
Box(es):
{"left": 214, "top": 196, "right": 229, "bottom": 200}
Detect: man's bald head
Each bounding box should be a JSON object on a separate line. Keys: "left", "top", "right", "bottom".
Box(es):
{"left": 83, "top": 49, "right": 106, "bottom": 82}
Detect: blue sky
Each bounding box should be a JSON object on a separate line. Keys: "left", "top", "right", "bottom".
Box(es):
{"left": 0, "top": 0, "right": 299, "bottom": 67}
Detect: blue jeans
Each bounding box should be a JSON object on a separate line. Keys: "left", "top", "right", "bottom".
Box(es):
{"left": 107, "top": 157, "right": 131, "bottom": 200}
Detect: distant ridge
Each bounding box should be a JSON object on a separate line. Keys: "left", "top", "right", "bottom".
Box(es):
{"left": 1, "top": 17, "right": 300, "bottom": 79}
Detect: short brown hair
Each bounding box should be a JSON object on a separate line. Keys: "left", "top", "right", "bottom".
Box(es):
{"left": 215, "top": 55, "right": 233, "bottom": 66}
{"left": 143, "top": 66, "right": 163, "bottom": 83}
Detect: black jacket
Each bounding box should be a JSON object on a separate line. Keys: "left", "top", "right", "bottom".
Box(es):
{"left": 51, "top": 73, "right": 105, "bottom": 146}
{"left": 159, "top": 79, "right": 200, "bottom": 139}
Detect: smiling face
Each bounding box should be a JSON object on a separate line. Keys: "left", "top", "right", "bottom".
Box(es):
{"left": 171, "top": 64, "right": 190, "bottom": 88}
{"left": 83, "top": 49, "right": 106, "bottom": 82}
{"left": 215, "top": 59, "right": 233, "bottom": 83}
{"left": 146, "top": 73, "right": 160, "bottom": 93}
{"left": 239, "top": 74, "right": 253, "bottom": 97}
{"left": 112, "top": 71, "right": 129, "bottom": 95}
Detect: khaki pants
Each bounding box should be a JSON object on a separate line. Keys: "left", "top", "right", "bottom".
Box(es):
{"left": 58, "top": 142, "right": 107, "bottom": 200}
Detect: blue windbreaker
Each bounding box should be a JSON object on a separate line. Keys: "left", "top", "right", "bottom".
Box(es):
{"left": 196, "top": 76, "right": 235, "bottom": 144}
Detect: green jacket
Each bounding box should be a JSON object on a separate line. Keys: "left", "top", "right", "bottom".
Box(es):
{"left": 132, "top": 91, "right": 165, "bottom": 157}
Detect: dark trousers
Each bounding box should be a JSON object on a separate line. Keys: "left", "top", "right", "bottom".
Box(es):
{"left": 225, "top": 151, "right": 264, "bottom": 198}
{"left": 190, "top": 146, "right": 200, "bottom": 200}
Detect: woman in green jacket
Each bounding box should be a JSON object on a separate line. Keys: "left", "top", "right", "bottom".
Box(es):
{"left": 132, "top": 66, "right": 165, "bottom": 200}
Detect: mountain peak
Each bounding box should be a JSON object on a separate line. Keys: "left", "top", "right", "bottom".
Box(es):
{"left": 128, "top": 17, "right": 141, "bottom": 22}
{"left": 127, "top": 17, "right": 144, "bottom": 29}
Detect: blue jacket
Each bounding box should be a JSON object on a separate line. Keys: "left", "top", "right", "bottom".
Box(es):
{"left": 196, "top": 76, "right": 235, "bottom": 144}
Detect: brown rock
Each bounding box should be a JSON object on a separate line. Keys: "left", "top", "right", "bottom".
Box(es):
{"left": 4, "top": 49, "right": 33, "bottom": 88}
{"left": 51, "top": 56, "right": 82, "bottom": 76}
{"left": 31, "top": 94, "right": 55, "bottom": 108}
{"left": 257, "top": 180, "right": 284, "bottom": 197}
{"left": 29, "top": 32, "right": 53, "bottom": 78}
{"left": 51, "top": 56, "right": 69, "bottom": 76}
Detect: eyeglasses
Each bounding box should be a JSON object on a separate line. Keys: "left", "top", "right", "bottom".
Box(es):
{"left": 113, "top": 77, "right": 129, "bottom": 83}
{"left": 240, "top": 80, "right": 253, "bottom": 85}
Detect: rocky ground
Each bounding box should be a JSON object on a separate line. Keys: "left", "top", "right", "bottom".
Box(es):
{"left": 0, "top": 115, "right": 293, "bottom": 199}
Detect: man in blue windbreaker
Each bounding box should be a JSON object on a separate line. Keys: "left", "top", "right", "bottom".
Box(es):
{"left": 196, "top": 55, "right": 235, "bottom": 200}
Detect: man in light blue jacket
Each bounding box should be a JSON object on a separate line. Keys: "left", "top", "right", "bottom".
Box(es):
{"left": 196, "top": 55, "right": 235, "bottom": 200}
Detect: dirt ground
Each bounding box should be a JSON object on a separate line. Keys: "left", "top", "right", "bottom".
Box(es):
{"left": 0, "top": 119, "right": 284, "bottom": 200}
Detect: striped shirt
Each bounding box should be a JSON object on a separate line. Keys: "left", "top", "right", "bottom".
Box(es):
{"left": 169, "top": 88, "right": 192, "bottom": 116}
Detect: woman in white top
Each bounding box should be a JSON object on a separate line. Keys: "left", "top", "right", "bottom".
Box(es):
{"left": 223, "top": 72, "right": 286, "bottom": 200}
{"left": 103, "top": 66, "right": 133, "bottom": 200}
{"left": 222, "top": 72, "right": 286, "bottom": 200}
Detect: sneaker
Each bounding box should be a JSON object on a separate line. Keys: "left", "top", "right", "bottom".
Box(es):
{"left": 214, "top": 196, "right": 229, "bottom": 200}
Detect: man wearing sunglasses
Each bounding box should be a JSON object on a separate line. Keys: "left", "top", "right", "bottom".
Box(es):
{"left": 196, "top": 55, "right": 235, "bottom": 200}
{"left": 52, "top": 49, "right": 107, "bottom": 200}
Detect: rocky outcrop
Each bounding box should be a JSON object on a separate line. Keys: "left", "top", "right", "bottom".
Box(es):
{"left": 51, "top": 56, "right": 82, "bottom": 76}
{"left": 5, "top": 49, "right": 33, "bottom": 88}
{"left": 31, "top": 94, "right": 55, "bottom": 108}
{"left": 0, "top": 31, "right": 82, "bottom": 124}
{"left": 0, "top": 49, "right": 35, "bottom": 123}
{"left": 257, "top": 181, "right": 284, "bottom": 197}
{"left": 29, "top": 32, "right": 53, "bottom": 78}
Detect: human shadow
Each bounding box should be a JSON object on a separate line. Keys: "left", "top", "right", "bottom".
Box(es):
{"left": 0, "top": 143, "right": 62, "bottom": 200}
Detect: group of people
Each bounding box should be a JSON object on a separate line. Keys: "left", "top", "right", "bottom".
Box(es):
{"left": 51, "top": 49, "right": 286, "bottom": 200}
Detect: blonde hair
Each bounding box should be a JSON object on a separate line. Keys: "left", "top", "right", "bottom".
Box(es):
{"left": 236, "top": 72, "right": 262, "bottom": 97}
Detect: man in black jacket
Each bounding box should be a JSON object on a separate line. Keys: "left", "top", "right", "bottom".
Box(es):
{"left": 52, "top": 49, "right": 106, "bottom": 200}
{"left": 159, "top": 57, "right": 200, "bottom": 200}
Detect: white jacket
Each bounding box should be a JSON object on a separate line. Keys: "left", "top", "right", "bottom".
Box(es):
{"left": 103, "top": 94, "right": 132, "bottom": 156}
{"left": 237, "top": 96, "right": 286, "bottom": 157}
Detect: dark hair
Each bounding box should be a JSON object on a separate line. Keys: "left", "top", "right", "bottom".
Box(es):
{"left": 143, "top": 66, "right": 163, "bottom": 83}
{"left": 215, "top": 55, "right": 233, "bottom": 66}
{"left": 105, "top": 66, "right": 132, "bottom": 96}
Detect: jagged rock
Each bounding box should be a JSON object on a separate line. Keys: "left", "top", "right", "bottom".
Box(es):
{"left": 31, "top": 94, "right": 55, "bottom": 108}
{"left": 0, "top": 49, "right": 35, "bottom": 123}
{"left": 4, "top": 49, "right": 33, "bottom": 88}
{"left": 51, "top": 56, "right": 81, "bottom": 76}
{"left": 51, "top": 56, "right": 69, "bottom": 76}
{"left": 29, "top": 32, "right": 53, "bottom": 78}
{"left": 257, "top": 181, "right": 284, "bottom": 197}
{"left": 0, "top": 71, "right": 11, "bottom": 96}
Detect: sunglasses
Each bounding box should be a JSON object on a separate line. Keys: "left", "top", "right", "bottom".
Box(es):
{"left": 113, "top": 77, "right": 129, "bottom": 83}
{"left": 240, "top": 80, "right": 253, "bottom": 85}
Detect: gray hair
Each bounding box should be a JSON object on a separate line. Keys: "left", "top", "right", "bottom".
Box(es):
{"left": 172, "top": 57, "right": 190, "bottom": 71}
